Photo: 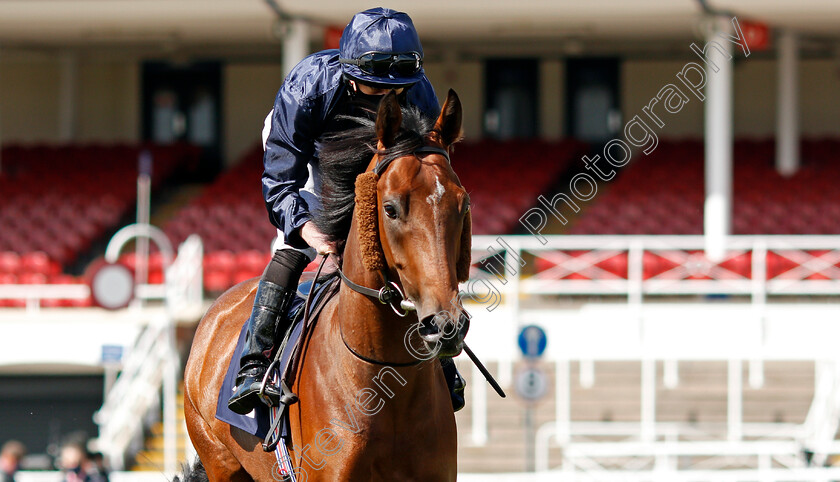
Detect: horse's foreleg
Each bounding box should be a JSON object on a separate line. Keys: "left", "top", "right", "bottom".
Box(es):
{"left": 184, "top": 392, "right": 253, "bottom": 482}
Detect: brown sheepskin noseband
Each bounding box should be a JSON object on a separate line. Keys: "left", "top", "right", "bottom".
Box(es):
{"left": 354, "top": 171, "right": 472, "bottom": 282}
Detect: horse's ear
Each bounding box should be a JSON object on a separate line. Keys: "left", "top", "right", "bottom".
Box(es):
{"left": 433, "top": 89, "right": 463, "bottom": 147}
{"left": 376, "top": 91, "right": 402, "bottom": 149}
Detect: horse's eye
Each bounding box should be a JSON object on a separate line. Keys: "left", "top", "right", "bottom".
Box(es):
{"left": 383, "top": 203, "right": 398, "bottom": 219}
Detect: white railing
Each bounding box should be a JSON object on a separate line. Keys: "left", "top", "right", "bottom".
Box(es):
{"left": 0, "top": 232, "right": 202, "bottom": 315}
{"left": 93, "top": 316, "right": 173, "bottom": 471}
{"left": 20, "top": 469, "right": 840, "bottom": 482}
{"left": 93, "top": 235, "right": 203, "bottom": 472}
{"left": 458, "top": 468, "right": 840, "bottom": 482}
{"left": 460, "top": 235, "right": 840, "bottom": 481}
{"left": 164, "top": 234, "right": 203, "bottom": 318}
{"left": 469, "top": 234, "right": 840, "bottom": 303}
{"left": 0, "top": 284, "right": 90, "bottom": 313}
{"left": 526, "top": 357, "right": 840, "bottom": 474}
{"left": 802, "top": 360, "right": 840, "bottom": 466}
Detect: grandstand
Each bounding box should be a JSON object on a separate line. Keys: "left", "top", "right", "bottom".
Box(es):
{"left": 567, "top": 138, "right": 840, "bottom": 236}
{"left": 0, "top": 143, "right": 199, "bottom": 306}
{"left": 0, "top": 1, "right": 839, "bottom": 481}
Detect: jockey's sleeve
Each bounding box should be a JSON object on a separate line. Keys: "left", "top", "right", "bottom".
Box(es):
{"left": 262, "top": 84, "right": 318, "bottom": 249}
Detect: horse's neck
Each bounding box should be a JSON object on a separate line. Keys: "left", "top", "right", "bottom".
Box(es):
{"left": 337, "top": 269, "right": 417, "bottom": 364}
{"left": 335, "top": 241, "right": 421, "bottom": 369}
{"left": 302, "top": 226, "right": 453, "bottom": 447}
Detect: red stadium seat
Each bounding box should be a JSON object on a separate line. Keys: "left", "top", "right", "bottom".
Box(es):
{"left": 148, "top": 269, "right": 165, "bottom": 285}
{"left": 204, "top": 250, "right": 236, "bottom": 274}
{"left": 18, "top": 272, "right": 48, "bottom": 284}
{"left": 204, "top": 269, "right": 233, "bottom": 293}
{"left": 1, "top": 143, "right": 198, "bottom": 281}
{"left": 20, "top": 252, "right": 59, "bottom": 276}
{"left": 232, "top": 269, "right": 258, "bottom": 285}
{"left": 235, "top": 250, "right": 270, "bottom": 275}
{"left": 0, "top": 252, "right": 21, "bottom": 274}
{"left": 566, "top": 138, "right": 840, "bottom": 238}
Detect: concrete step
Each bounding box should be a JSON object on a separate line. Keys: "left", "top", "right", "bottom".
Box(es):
{"left": 149, "top": 421, "right": 188, "bottom": 436}
{"left": 145, "top": 437, "right": 189, "bottom": 451}
{"left": 132, "top": 450, "right": 164, "bottom": 468}
{"left": 450, "top": 359, "right": 818, "bottom": 473}
{"left": 130, "top": 388, "right": 190, "bottom": 472}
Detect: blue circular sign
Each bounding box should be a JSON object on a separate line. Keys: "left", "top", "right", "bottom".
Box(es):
{"left": 518, "top": 325, "right": 547, "bottom": 358}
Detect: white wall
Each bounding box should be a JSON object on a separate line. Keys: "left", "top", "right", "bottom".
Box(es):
{"left": 2, "top": 53, "right": 838, "bottom": 150}
{"left": 223, "top": 63, "right": 286, "bottom": 165}
{"left": 224, "top": 61, "right": 486, "bottom": 165}
{"left": 424, "top": 60, "right": 484, "bottom": 141}
{"left": 539, "top": 59, "right": 564, "bottom": 139}
{"left": 426, "top": 58, "right": 564, "bottom": 140}
{"left": 77, "top": 59, "right": 140, "bottom": 143}
{"left": 0, "top": 53, "right": 62, "bottom": 143}
{"left": 0, "top": 53, "right": 139, "bottom": 145}
{"left": 799, "top": 59, "right": 840, "bottom": 136}
{"left": 621, "top": 59, "right": 705, "bottom": 139}
{"left": 622, "top": 57, "right": 840, "bottom": 139}
{"left": 733, "top": 59, "right": 776, "bottom": 137}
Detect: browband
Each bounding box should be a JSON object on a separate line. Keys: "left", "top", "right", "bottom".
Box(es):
{"left": 373, "top": 145, "right": 451, "bottom": 176}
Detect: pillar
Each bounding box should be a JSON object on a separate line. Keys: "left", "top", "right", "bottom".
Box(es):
{"left": 704, "top": 18, "right": 734, "bottom": 262}
{"left": 776, "top": 30, "right": 800, "bottom": 177}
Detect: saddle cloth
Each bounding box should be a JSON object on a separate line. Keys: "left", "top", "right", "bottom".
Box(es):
{"left": 214, "top": 276, "right": 337, "bottom": 439}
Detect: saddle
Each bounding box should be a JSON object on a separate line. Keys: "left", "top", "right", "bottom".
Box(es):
{"left": 215, "top": 274, "right": 340, "bottom": 447}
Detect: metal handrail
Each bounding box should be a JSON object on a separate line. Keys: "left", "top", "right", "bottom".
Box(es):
{"left": 93, "top": 235, "right": 203, "bottom": 472}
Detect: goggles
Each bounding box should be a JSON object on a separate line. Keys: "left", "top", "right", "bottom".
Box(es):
{"left": 340, "top": 51, "right": 423, "bottom": 77}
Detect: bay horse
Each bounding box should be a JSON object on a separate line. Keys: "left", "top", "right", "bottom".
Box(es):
{"left": 183, "top": 89, "right": 472, "bottom": 481}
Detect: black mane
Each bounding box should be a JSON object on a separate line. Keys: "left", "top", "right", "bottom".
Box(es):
{"left": 314, "top": 106, "right": 435, "bottom": 250}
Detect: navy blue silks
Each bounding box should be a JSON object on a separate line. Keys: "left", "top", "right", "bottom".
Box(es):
{"left": 339, "top": 7, "right": 426, "bottom": 86}
{"left": 262, "top": 7, "right": 440, "bottom": 248}
{"left": 215, "top": 279, "right": 335, "bottom": 439}
{"left": 216, "top": 318, "right": 276, "bottom": 438}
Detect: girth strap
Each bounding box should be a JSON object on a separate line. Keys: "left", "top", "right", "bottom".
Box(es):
{"left": 261, "top": 379, "right": 299, "bottom": 452}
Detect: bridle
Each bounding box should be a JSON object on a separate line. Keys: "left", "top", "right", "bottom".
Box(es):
{"left": 333, "top": 143, "right": 452, "bottom": 366}
{"left": 372, "top": 144, "right": 450, "bottom": 175}
{"left": 301, "top": 141, "right": 506, "bottom": 396}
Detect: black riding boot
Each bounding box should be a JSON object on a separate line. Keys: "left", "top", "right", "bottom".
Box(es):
{"left": 441, "top": 357, "right": 466, "bottom": 412}
{"left": 227, "top": 249, "right": 310, "bottom": 415}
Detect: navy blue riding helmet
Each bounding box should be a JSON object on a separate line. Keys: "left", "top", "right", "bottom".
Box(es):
{"left": 339, "top": 7, "right": 426, "bottom": 86}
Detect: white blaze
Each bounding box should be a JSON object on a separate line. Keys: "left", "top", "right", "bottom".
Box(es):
{"left": 427, "top": 176, "right": 446, "bottom": 206}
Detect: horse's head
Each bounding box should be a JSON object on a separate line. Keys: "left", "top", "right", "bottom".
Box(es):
{"left": 354, "top": 89, "right": 471, "bottom": 358}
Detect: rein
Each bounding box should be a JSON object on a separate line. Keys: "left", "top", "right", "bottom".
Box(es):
{"left": 335, "top": 260, "right": 415, "bottom": 316}
{"left": 332, "top": 253, "right": 424, "bottom": 367}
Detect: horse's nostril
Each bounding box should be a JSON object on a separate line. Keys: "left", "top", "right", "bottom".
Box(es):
{"left": 420, "top": 315, "right": 437, "bottom": 329}
{"left": 442, "top": 319, "right": 457, "bottom": 337}
{"left": 419, "top": 315, "right": 442, "bottom": 343}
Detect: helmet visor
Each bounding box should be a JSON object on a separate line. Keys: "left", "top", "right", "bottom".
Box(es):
{"left": 340, "top": 52, "right": 422, "bottom": 78}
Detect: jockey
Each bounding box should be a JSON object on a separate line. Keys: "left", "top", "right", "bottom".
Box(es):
{"left": 228, "top": 7, "right": 466, "bottom": 415}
